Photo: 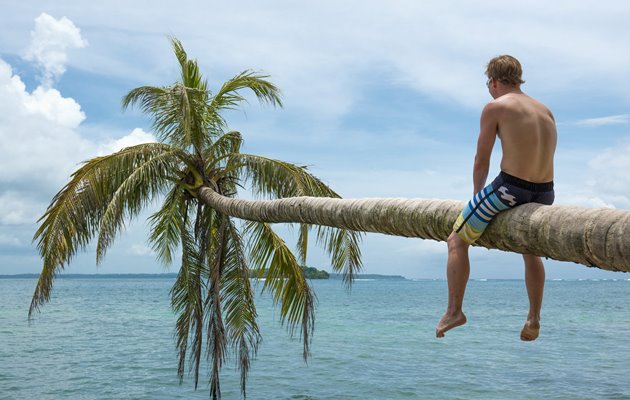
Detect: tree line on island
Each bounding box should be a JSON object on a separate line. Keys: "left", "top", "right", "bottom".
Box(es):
{"left": 249, "top": 266, "right": 330, "bottom": 279}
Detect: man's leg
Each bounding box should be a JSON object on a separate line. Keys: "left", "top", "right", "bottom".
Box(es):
{"left": 436, "top": 232, "right": 470, "bottom": 337}
{"left": 521, "top": 254, "right": 545, "bottom": 341}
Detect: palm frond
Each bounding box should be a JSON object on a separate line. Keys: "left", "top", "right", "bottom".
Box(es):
{"left": 245, "top": 220, "right": 315, "bottom": 360}
{"left": 206, "top": 212, "right": 228, "bottom": 400}
{"left": 166, "top": 38, "right": 209, "bottom": 152}
{"left": 122, "top": 85, "right": 168, "bottom": 115}
{"left": 205, "top": 71, "right": 282, "bottom": 139}
{"left": 203, "top": 131, "right": 243, "bottom": 174}
{"left": 123, "top": 84, "right": 210, "bottom": 151}
{"left": 169, "top": 37, "right": 207, "bottom": 93}
{"left": 122, "top": 85, "right": 181, "bottom": 145}
{"left": 170, "top": 210, "right": 206, "bottom": 388}
{"left": 30, "top": 142, "right": 179, "bottom": 318}
{"left": 170, "top": 36, "right": 188, "bottom": 71}
{"left": 233, "top": 153, "right": 339, "bottom": 199}
{"left": 221, "top": 218, "right": 260, "bottom": 398}
{"left": 95, "top": 145, "right": 185, "bottom": 263}
{"left": 210, "top": 70, "right": 282, "bottom": 113}
{"left": 296, "top": 223, "right": 310, "bottom": 265}
{"left": 316, "top": 226, "right": 364, "bottom": 286}
{"left": 234, "top": 154, "right": 365, "bottom": 288}
{"left": 147, "top": 185, "right": 188, "bottom": 265}
{"left": 123, "top": 38, "right": 210, "bottom": 152}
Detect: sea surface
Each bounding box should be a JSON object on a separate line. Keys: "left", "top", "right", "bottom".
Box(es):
{"left": 1, "top": 276, "right": 630, "bottom": 399}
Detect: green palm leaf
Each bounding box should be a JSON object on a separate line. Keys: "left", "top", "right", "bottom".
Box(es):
{"left": 122, "top": 84, "right": 210, "bottom": 151}
{"left": 316, "top": 226, "right": 363, "bottom": 285}
{"left": 203, "top": 131, "right": 243, "bottom": 175}
{"left": 30, "top": 142, "right": 180, "bottom": 317}
{"left": 147, "top": 186, "right": 188, "bottom": 266}
{"left": 235, "top": 153, "right": 364, "bottom": 284}
{"left": 206, "top": 212, "right": 228, "bottom": 399}
{"left": 170, "top": 209, "right": 205, "bottom": 388}
{"left": 203, "top": 71, "right": 282, "bottom": 141}
{"left": 234, "top": 153, "right": 339, "bottom": 198}
{"left": 245, "top": 220, "right": 316, "bottom": 360}
{"left": 170, "top": 37, "right": 207, "bottom": 93}
{"left": 95, "top": 144, "right": 185, "bottom": 263}
{"left": 221, "top": 218, "right": 260, "bottom": 399}
{"left": 296, "top": 223, "right": 310, "bottom": 264}
{"left": 123, "top": 38, "right": 210, "bottom": 152}
{"left": 210, "top": 70, "right": 282, "bottom": 113}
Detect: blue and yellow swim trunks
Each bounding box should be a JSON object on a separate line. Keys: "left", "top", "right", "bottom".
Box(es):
{"left": 453, "top": 171, "right": 554, "bottom": 244}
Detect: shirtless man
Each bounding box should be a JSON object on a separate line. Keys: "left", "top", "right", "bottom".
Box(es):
{"left": 436, "top": 55, "right": 557, "bottom": 341}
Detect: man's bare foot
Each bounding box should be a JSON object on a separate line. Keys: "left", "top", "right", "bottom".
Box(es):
{"left": 436, "top": 311, "right": 467, "bottom": 338}
{"left": 520, "top": 320, "right": 540, "bottom": 341}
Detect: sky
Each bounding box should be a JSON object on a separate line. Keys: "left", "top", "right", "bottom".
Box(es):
{"left": 1, "top": 1, "right": 629, "bottom": 279}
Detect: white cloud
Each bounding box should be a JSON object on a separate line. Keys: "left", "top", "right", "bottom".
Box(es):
{"left": 23, "top": 13, "right": 88, "bottom": 87}
{"left": 1, "top": 2, "right": 629, "bottom": 117}
{"left": 575, "top": 114, "right": 630, "bottom": 127}
{"left": 0, "top": 191, "right": 46, "bottom": 225}
{"left": 0, "top": 58, "right": 90, "bottom": 186}
{"left": 396, "top": 239, "right": 446, "bottom": 256}
{"left": 23, "top": 86, "right": 86, "bottom": 128}
{"left": 585, "top": 140, "right": 630, "bottom": 208}
{"left": 0, "top": 59, "right": 157, "bottom": 225}
{"left": 128, "top": 243, "right": 154, "bottom": 256}
{"left": 556, "top": 137, "right": 630, "bottom": 209}
{"left": 98, "top": 128, "right": 157, "bottom": 155}
{"left": 2, "top": 0, "right": 627, "bottom": 139}
{"left": 0, "top": 15, "right": 155, "bottom": 230}
{"left": 25, "top": 0, "right": 625, "bottom": 114}
{"left": 0, "top": 233, "right": 22, "bottom": 247}
{"left": 555, "top": 193, "right": 617, "bottom": 209}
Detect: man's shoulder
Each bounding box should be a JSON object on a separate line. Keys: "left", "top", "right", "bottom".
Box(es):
{"left": 492, "top": 92, "right": 525, "bottom": 105}
{"left": 482, "top": 98, "right": 506, "bottom": 116}
{"left": 489, "top": 93, "right": 548, "bottom": 114}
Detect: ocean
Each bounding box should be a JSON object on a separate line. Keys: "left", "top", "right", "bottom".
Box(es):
{"left": 1, "top": 276, "right": 629, "bottom": 399}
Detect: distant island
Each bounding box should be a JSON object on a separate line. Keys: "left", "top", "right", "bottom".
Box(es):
{"left": 329, "top": 273, "right": 407, "bottom": 280}
{"left": 248, "top": 266, "right": 330, "bottom": 280}
{"left": 302, "top": 266, "right": 330, "bottom": 279}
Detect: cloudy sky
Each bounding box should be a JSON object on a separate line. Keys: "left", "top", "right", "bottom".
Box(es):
{"left": 1, "top": 1, "right": 629, "bottom": 279}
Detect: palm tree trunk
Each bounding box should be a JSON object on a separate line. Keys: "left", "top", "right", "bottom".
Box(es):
{"left": 197, "top": 186, "right": 630, "bottom": 273}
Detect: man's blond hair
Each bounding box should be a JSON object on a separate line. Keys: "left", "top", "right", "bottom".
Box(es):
{"left": 485, "top": 55, "right": 525, "bottom": 86}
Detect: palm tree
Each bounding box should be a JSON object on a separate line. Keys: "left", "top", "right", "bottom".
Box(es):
{"left": 30, "top": 38, "right": 362, "bottom": 399}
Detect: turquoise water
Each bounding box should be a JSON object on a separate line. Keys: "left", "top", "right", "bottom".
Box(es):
{"left": 1, "top": 277, "right": 630, "bottom": 399}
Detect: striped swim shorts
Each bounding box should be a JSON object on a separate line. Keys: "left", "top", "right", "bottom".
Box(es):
{"left": 453, "top": 171, "right": 554, "bottom": 244}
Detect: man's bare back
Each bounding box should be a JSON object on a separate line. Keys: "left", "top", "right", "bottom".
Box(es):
{"left": 491, "top": 92, "right": 557, "bottom": 183}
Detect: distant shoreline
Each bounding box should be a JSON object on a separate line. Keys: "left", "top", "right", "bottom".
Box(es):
{"left": 0, "top": 272, "right": 409, "bottom": 280}
{"left": 0, "top": 273, "right": 179, "bottom": 279}
{"left": 328, "top": 273, "right": 407, "bottom": 281}
{"left": 3, "top": 274, "right": 626, "bottom": 281}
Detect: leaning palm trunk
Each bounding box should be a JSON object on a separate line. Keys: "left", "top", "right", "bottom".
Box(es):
{"left": 198, "top": 186, "right": 630, "bottom": 273}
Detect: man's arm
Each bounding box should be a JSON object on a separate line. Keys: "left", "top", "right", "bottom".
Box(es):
{"left": 473, "top": 103, "right": 499, "bottom": 194}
